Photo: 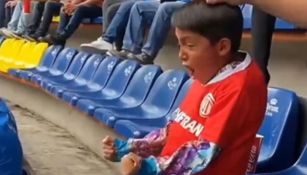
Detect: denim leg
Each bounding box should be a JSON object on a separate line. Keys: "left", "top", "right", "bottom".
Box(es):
{"left": 103, "top": 0, "right": 137, "bottom": 43}
{"left": 16, "top": 2, "right": 36, "bottom": 34}
{"left": 7, "top": 1, "right": 22, "bottom": 31}
{"left": 142, "top": 1, "right": 186, "bottom": 58}
{"left": 27, "top": 1, "right": 45, "bottom": 34}
{"left": 57, "top": 11, "right": 70, "bottom": 34}
{"left": 122, "top": 1, "right": 160, "bottom": 54}
{"left": 0, "top": 0, "right": 5, "bottom": 27}
{"left": 35, "top": 1, "right": 61, "bottom": 36}
{"left": 4, "top": 7, "right": 14, "bottom": 27}
{"left": 59, "top": 5, "right": 102, "bottom": 39}
{"left": 102, "top": 0, "right": 124, "bottom": 33}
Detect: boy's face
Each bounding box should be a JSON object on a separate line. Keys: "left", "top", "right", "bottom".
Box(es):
{"left": 175, "top": 28, "right": 229, "bottom": 83}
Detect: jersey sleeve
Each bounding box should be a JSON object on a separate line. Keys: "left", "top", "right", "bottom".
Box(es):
{"left": 114, "top": 126, "right": 168, "bottom": 161}
{"left": 138, "top": 139, "right": 221, "bottom": 175}
{"left": 201, "top": 88, "right": 250, "bottom": 148}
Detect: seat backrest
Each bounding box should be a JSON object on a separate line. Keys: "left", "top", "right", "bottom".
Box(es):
{"left": 101, "top": 60, "right": 140, "bottom": 97}
{"left": 258, "top": 87, "right": 300, "bottom": 167}
{"left": 63, "top": 52, "right": 90, "bottom": 79}
{"left": 88, "top": 56, "right": 120, "bottom": 87}
{"left": 27, "top": 42, "right": 49, "bottom": 65}
{"left": 120, "top": 65, "right": 162, "bottom": 104}
{"left": 74, "top": 54, "right": 104, "bottom": 83}
{"left": 5, "top": 39, "right": 25, "bottom": 60}
{"left": 50, "top": 48, "right": 77, "bottom": 73}
{"left": 0, "top": 39, "right": 15, "bottom": 56}
{"left": 15, "top": 42, "right": 36, "bottom": 62}
{"left": 142, "top": 69, "right": 189, "bottom": 113}
{"left": 38, "top": 45, "right": 63, "bottom": 68}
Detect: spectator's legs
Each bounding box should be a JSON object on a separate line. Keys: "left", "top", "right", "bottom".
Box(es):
{"left": 7, "top": 1, "right": 22, "bottom": 31}
{"left": 15, "top": 1, "right": 37, "bottom": 34}
{"left": 103, "top": 0, "right": 137, "bottom": 43}
{"left": 26, "top": 1, "right": 45, "bottom": 34}
{"left": 57, "top": 5, "right": 102, "bottom": 39}
{"left": 141, "top": 1, "right": 186, "bottom": 59}
{"left": 4, "top": 6, "right": 14, "bottom": 27}
{"left": 34, "top": 1, "right": 62, "bottom": 37}
{"left": 0, "top": 0, "right": 5, "bottom": 27}
{"left": 121, "top": 1, "right": 160, "bottom": 54}
{"left": 251, "top": 8, "right": 276, "bottom": 83}
{"left": 102, "top": 0, "right": 124, "bottom": 33}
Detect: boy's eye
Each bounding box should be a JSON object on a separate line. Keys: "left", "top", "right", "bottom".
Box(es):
{"left": 187, "top": 44, "right": 195, "bottom": 48}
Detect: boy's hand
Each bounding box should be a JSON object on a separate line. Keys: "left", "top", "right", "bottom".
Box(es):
{"left": 206, "top": 0, "right": 247, "bottom": 5}
{"left": 121, "top": 153, "right": 142, "bottom": 175}
{"left": 102, "top": 136, "right": 117, "bottom": 161}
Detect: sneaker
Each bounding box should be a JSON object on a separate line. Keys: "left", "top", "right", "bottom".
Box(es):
{"left": 107, "top": 49, "right": 130, "bottom": 58}
{"left": 0, "top": 28, "right": 15, "bottom": 38}
{"left": 10, "top": 31, "right": 24, "bottom": 40}
{"left": 80, "top": 37, "right": 113, "bottom": 53}
{"left": 128, "top": 52, "right": 154, "bottom": 65}
{"left": 23, "top": 34, "right": 37, "bottom": 42}
{"left": 41, "top": 34, "right": 66, "bottom": 45}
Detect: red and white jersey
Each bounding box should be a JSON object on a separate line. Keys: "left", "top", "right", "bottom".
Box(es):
{"left": 160, "top": 53, "right": 267, "bottom": 175}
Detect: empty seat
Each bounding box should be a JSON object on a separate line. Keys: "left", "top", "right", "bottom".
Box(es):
{"left": 10, "top": 45, "right": 63, "bottom": 79}
{"left": 50, "top": 55, "right": 118, "bottom": 97}
{"left": 253, "top": 144, "right": 307, "bottom": 175}
{"left": 93, "top": 69, "right": 189, "bottom": 128}
{"left": 30, "top": 48, "right": 77, "bottom": 84}
{"left": 113, "top": 78, "right": 192, "bottom": 138}
{"left": 256, "top": 88, "right": 300, "bottom": 173}
{"left": 76, "top": 65, "right": 162, "bottom": 116}
{"left": 40, "top": 52, "right": 90, "bottom": 90}
{"left": 43, "top": 54, "right": 103, "bottom": 91}
{"left": 3, "top": 42, "right": 48, "bottom": 73}
{"left": 61, "top": 59, "right": 140, "bottom": 106}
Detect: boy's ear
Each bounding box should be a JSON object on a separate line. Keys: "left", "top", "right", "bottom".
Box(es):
{"left": 216, "top": 38, "right": 232, "bottom": 56}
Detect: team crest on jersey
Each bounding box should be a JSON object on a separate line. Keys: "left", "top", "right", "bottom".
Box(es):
{"left": 200, "top": 93, "right": 215, "bottom": 117}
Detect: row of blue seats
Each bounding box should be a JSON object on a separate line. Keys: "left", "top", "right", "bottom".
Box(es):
{"left": 4, "top": 43, "right": 303, "bottom": 174}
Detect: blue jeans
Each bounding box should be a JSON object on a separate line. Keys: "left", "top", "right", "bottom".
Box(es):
{"left": 57, "top": 5, "right": 102, "bottom": 39}
{"left": 0, "top": 0, "right": 5, "bottom": 27}
{"left": 35, "top": 1, "right": 62, "bottom": 37}
{"left": 122, "top": 0, "right": 160, "bottom": 54}
{"left": 7, "top": 1, "right": 37, "bottom": 34}
{"left": 103, "top": 0, "right": 138, "bottom": 43}
{"left": 123, "top": 1, "right": 187, "bottom": 58}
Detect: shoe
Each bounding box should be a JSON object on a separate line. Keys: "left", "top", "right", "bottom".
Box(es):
{"left": 10, "top": 31, "right": 23, "bottom": 40}
{"left": 128, "top": 52, "right": 154, "bottom": 65}
{"left": 107, "top": 49, "right": 130, "bottom": 58}
{"left": 23, "top": 33, "right": 40, "bottom": 42}
{"left": 23, "top": 34, "right": 37, "bottom": 42}
{"left": 41, "top": 34, "right": 66, "bottom": 45}
{"left": 0, "top": 28, "right": 15, "bottom": 38}
{"left": 80, "top": 37, "right": 113, "bottom": 53}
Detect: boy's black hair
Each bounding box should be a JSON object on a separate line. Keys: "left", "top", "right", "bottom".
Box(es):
{"left": 172, "top": 1, "right": 243, "bottom": 53}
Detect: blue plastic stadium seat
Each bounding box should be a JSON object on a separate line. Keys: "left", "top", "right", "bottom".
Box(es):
{"left": 93, "top": 69, "right": 189, "bottom": 128}
{"left": 30, "top": 48, "right": 77, "bottom": 85}
{"left": 9, "top": 45, "right": 63, "bottom": 79}
{"left": 51, "top": 56, "right": 119, "bottom": 98}
{"left": 253, "top": 144, "right": 307, "bottom": 175}
{"left": 40, "top": 52, "right": 90, "bottom": 90}
{"left": 0, "top": 100, "right": 23, "bottom": 175}
{"left": 76, "top": 65, "right": 162, "bottom": 116}
{"left": 61, "top": 59, "right": 140, "bottom": 106}
{"left": 44, "top": 54, "right": 104, "bottom": 92}
{"left": 256, "top": 87, "right": 300, "bottom": 173}
{"left": 113, "top": 78, "right": 192, "bottom": 138}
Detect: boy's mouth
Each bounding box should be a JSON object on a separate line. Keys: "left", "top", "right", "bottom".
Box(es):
{"left": 182, "top": 63, "right": 194, "bottom": 76}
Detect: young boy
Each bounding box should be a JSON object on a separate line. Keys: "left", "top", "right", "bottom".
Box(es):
{"left": 102, "top": 1, "right": 267, "bottom": 175}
